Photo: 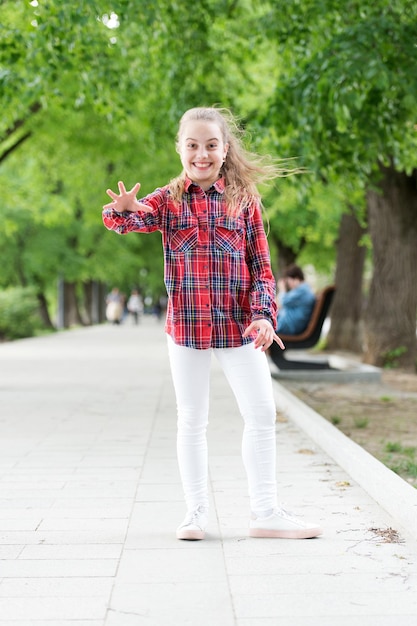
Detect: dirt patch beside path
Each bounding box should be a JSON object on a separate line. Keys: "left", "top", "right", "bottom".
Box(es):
{"left": 280, "top": 363, "right": 417, "bottom": 489}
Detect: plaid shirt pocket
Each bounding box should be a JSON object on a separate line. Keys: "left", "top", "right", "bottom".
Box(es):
{"left": 214, "top": 216, "right": 245, "bottom": 253}
{"left": 169, "top": 217, "right": 199, "bottom": 252}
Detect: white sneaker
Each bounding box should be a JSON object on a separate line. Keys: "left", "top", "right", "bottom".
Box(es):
{"left": 249, "top": 507, "right": 322, "bottom": 539}
{"left": 176, "top": 505, "right": 208, "bottom": 541}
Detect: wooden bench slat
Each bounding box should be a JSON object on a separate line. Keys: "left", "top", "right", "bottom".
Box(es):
{"left": 269, "top": 285, "right": 336, "bottom": 370}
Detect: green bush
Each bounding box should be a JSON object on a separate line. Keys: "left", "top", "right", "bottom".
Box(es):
{"left": 0, "top": 287, "right": 44, "bottom": 340}
{"left": 381, "top": 346, "right": 408, "bottom": 369}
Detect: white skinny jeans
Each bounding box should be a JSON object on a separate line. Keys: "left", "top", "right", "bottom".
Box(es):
{"left": 167, "top": 336, "right": 278, "bottom": 517}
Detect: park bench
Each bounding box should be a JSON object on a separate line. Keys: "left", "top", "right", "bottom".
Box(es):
{"left": 269, "top": 285, "right": 336, "bottom": 370}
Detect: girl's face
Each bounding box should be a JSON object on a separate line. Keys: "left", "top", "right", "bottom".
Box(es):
{"left": 178, "top": 120, "right": 229, "bottom": 190}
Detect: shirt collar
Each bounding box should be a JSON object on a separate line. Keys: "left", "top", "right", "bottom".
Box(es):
{"left": 184, "top": 176, "right": 226, "bottom": 194}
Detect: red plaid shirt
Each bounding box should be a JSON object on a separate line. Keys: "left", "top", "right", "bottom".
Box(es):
{"left": 102, "top": 177, "right": 277, "bottom": 349}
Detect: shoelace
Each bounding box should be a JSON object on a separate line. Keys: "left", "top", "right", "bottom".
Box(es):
{"left": 187, "top": 505, "right": 206, "bottom": 527}
{"left": 275, "top": 506, "right": 296, "bottom": 519}
{"left": 274, "top": 506, "right": 308, "bottom": 528}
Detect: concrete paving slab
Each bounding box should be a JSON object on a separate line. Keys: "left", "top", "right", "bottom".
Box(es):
{"left": 0, "top": 577, "right": 114, "bottom": 597}
{"left": 0, "top": 596, "right": 107, "bottom": 620}
{"left": 0, "top": 622, "right": 102, "bottom": 626}
{"left": 109, "top": 582, "right": 236, "bottom": 626}
{"left": 0, "top": 318, "right": 416, "bottom": 624}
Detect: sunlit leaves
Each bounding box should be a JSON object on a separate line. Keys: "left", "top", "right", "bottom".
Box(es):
{"left": 266, "top": 1, "right": 417, "bottom": 177}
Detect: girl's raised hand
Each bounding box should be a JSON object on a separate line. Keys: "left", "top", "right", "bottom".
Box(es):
{"left": 103, "top": 181, "right": 152, "bottom": 213}
{"left": 243, "top": 319, "right": 285, "bottom": 352}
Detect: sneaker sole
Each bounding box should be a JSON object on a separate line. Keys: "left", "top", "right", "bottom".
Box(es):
{"left": 176, "top": 529, "right": 205, "bottom": 540}
{"left": 249, "top": 526, "right": 323, "bottom": 539}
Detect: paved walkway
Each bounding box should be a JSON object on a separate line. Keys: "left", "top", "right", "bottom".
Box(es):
{"left": 0, "top": 318, "right": 416, "bottom": 625}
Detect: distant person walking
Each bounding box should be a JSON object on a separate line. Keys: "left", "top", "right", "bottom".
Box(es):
{"left": 105, "top": 287, "right": 123, "bottom": 325}
{"left": 127, "top": 289, "right": 144, "bottom": 325}
{"left": 102, "top": 107, "right": 322, "bottom": 542}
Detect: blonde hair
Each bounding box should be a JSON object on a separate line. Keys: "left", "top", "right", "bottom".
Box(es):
{"left": 168, "top": 106, "right": 297, "bottom": 216}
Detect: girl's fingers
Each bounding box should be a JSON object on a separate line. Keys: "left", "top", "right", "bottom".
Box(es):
{"left": 273, "top": 334, "right": 285, "bottom": 350}
{"left": 104, "top": 182, "right": 141, "bottom": 210}
{"left": 116, "top": 181, "right": 141, "bottom": 197}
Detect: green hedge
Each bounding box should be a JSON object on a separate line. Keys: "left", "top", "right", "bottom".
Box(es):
{"left": 0, "top": 287, "right": 44, "bottom": 341}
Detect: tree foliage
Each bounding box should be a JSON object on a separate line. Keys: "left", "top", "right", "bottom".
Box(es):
{"left": 0, "top": 0, "right": 416, "bottom": 368}
{"left": 261, "top": 0, "right": 417, "bottom": 367}
{"left": 1, "top": 0, "right": 275, "bottom": 324}
{"left": 265, "top": 1, "right": 417, "bottom": 176}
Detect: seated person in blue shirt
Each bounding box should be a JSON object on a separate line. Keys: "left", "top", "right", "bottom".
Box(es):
{"left": 276, "top": 265, "right": 316, "bottom": 335}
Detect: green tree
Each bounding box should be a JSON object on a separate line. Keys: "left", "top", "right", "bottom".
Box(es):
{"left": 264, "top": 0, "right": 417, "bottom": 368}
{"left": 2, "top": 0, "right": 275, "bottom": 326}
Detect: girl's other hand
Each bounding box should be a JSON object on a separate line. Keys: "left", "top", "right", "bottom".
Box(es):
{"left": 243, "top": 319, "right": 285, "bottom": 352}
{"left": 103, "top": 181, "right": 152, "bottom": 213}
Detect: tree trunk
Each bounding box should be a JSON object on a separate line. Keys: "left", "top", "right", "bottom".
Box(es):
{"left": 63, "top": 282, "right": 84, "bottom": 328}
{"left": 326, "top": 208, "right": 367, "bottom": 352}
{"left": 83, "top": 282, "right": 94, "bottom": 325}
{"left": 82, "top": 281, "right": 107, "bottom": 324}
{"left": 36, "top": 291, "right": 54, "bottom": 329}
{"left": 270, "top": 234, "right": 299, "bottom": 277}
{"left": 364, "top": 165, "right": 417, "bottom": 370}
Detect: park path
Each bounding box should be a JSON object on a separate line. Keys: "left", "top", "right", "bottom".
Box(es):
{"left": 0, "top": 318, "right": 416, "bottom": 625}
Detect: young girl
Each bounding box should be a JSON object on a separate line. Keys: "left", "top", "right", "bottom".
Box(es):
{"left": 102, "top": 107, "right": 322, "bottom": 541}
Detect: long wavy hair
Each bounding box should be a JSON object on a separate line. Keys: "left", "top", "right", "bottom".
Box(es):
{"left": 168, "top": 106, "right": 297, "bottom": 216}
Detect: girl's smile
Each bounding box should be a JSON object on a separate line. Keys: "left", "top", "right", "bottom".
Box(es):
{"left": 178, "top": 120, "right": 229, "bottom": 190}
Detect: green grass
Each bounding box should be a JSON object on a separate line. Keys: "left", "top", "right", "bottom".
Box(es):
{"left": 353, "top": 417, "right": 369, "bottom": 429}
{"left": 385, "top": 441, "right": 403, "bottom": 453}
{"left": 383, "top": 441, "right": 417, "bottom": 485}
